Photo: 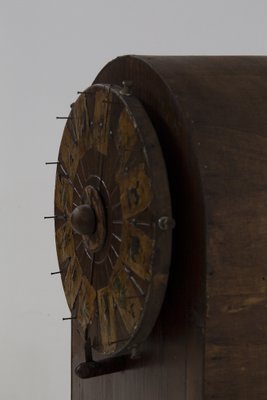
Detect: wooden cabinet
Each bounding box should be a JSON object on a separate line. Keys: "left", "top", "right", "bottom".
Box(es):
{"left": 57, "top": 56, "right": 267, "bottom": 399}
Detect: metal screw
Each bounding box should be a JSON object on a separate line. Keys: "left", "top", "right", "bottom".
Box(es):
{"left": 158, "top": 216, "right": 176, "bottom": 231}
{"left": 119, "top": 80, "right": 133, "bottom": 96}
{"left": 130, "top": 345, "right": 141, "bottom": 360}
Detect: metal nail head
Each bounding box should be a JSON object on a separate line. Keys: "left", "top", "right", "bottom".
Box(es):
{"left": 120, "top": 81, "right": 133, "bottom": 96}
{"left": 158, "top": 216, "right": 176, "bottom": 231}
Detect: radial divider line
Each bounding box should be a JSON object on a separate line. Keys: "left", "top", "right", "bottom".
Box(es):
{"left": 79, "top": 159, "right": 88, "bottom": 184}
{"left": 73, "top": 186, "right": 82, "bottom": 200}
{"left": 76, "top": 172, "right": 84, "bottom": 190}
{"left": 107, "top": 254, "right": 114, "bottom": 270}
{"left": 90, "top": 254, "right": 96, "bottom": 286}
{"left": 84, "top": 248, "right": 92, "bottom": 261}
{"left": 112, "top": 220, "right": 123, "bottom": 225}
{"left": 58, "top": 163, "right": 70, "bottom": 179}
{"left": 75, "top": 240, "right": 83, "bottom": 252}
{"left": 130, "top": 276, "right": 145, "bottom": 296}
{"left": 112, "top": 232, "right": 122, "bottom": 242}
{"left": 124, "top": 265, "right": 145, "bottom": 296}
{"left": 135, "top": 222, "right": 151, "bottom": 227}
{"left": 111, "top": 245, "right": 119, "bottom": 258}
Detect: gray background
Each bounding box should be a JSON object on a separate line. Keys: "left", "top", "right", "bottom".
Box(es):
{"left": 0, "top": 1, "right": 266, "bottom": 399}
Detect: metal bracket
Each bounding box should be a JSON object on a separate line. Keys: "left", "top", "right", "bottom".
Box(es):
{"left": 74, "top": 339, "right": 139, "bottom": 379}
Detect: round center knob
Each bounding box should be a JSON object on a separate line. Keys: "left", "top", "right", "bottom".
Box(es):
{"left": 71, "top": 204, "right": 96, "bottom": 236}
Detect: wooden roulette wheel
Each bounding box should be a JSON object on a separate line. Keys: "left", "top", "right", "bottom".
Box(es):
{"left": 54, "top": 82, "right": 173, "bottom": 376}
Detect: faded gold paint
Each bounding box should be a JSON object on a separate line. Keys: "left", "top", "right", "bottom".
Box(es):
{"left": 77, "top": 277, "right": 96, "bottom": 331}
{"left": 92, "top": 89, "right": 110, "bottom": 155}
{"left": 55, "top": 222, "right": 74, "bottom": 262}
{"left": 64, "top": 256, "right": 83, "bottom": 310}
{"left": 111, "top": 269, "right": 142, "bottom": 334}
{"left": 72, "top": 95, "right": 92, "bottom": 158}
{"left": 55, "top": 175, "right": 73, "bottom": 214}
{"left": 97, "top": 287, "right": 117, "bottom": 353}
{"left": 110, "top": 258, "right": 124, "bottom": 279}
{"left": 121, "top": 222, "right": 153, "bottom": 281}
{"left": 117, "top": 163, "right": 153, "bottom": 218}
{"left": 115, "top": 108, "right": 137, "bottom": 165}
{"left": 59, "top": 125, "right": 79, "bottom": 181}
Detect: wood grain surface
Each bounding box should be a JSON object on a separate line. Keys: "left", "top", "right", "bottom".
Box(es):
{"left": 70, "top": 55, "right": 267, "bottom": 399}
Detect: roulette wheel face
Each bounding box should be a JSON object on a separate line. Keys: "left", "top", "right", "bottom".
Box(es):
{"left": 54, "top": 83, "right": 173, "bottom": 358}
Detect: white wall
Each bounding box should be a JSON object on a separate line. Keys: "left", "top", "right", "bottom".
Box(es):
{"left": 0, "top": 1, "right": 266, "bottom": 399}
